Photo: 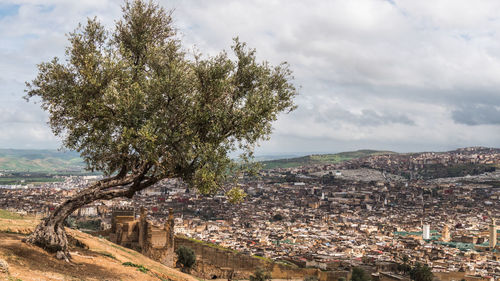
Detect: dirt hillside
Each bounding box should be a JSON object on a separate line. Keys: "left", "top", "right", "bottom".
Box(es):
{"left": 0, "top": 210, "right": 199, "bottom": 281}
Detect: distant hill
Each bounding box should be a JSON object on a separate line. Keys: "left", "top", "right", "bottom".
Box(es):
{"left": 260, "top": 149, "right": 395, "bottom": 169}
{"left": 0, "top": 149, "right": 85, "bottom": 173}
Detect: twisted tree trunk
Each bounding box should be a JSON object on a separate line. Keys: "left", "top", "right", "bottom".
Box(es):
{"left": 24, "top": 166, "right": 157, "bottom": 261}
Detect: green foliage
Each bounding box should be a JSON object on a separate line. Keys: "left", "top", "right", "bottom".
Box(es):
{"left": 98, "top": 251, "right": 117, "bottom": 260}
{"left": 76, "top": 219, "right": 102, "bottom": 231}
{"left": 397, "top": 255, "right": 411, "bottom": 274}
{"left": 175, "top": 245, "right": 196, "bottom": 269}
{"left": 397, "top": 263, "right": 412, "bottom": 274}
{"left": 122, "top": 261, "right": 149, "bottom": 273}
{"left": 252, "top": 255, "right": 273, "bottom": 262}
{"left": 249, "top": 268, "right": 271, "bottom": 281}
{"left": 226, "top": 187, "right": 247, "bottom": 203}
{"left": 350, "top": 267, "right": 370, "bottom": 281}
{"left": 25, "top": 0, "right": 296, "bottom": 196}
{"left": 182, "top": 236, "right": 238, "bottom": 253}
{"left": 409, "top": 263, "right": 433, "bottom": 281}
{"left": 272, "top": 213, "right": 284, "bottom": 221}
{"left": 338, "top": 278, "right": 347, "bottom": 281}
{"left": 304, "top": 276, "right": 319, "bottom": 281}
{"left": 65, "top": 216, "right": 77, "bottom": 228}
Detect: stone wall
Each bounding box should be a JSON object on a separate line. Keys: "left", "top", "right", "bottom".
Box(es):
{"left": 175, "top": 236, "right": 350, "bottom": 281}
{"left": 433, "top": 272, "right": 492, "bottom": 281}
{"left": 378, "top": 272, "right": 411, "bottom": 281}
{"left": 175, "top": 236, "right": 267, "bottom": 278}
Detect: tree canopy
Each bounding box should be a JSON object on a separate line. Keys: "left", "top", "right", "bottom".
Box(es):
{"left": 175, "top": 245, "right": 196, "bottom": 271}
{"left": 25, "top": 0, "right": 296, "bottom": 197}
{"left": 24, "top": 0, "right": 296, "bottom": 260}
{"left": 409, "top": 263, "right": 433, "bottom": 281}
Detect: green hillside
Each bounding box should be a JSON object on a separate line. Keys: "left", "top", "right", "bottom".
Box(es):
{"left": 261, "top": 149, "right": 395, "bottom": 169}
{"left": 0, "top": 149, "right": 85, "bottom": 173}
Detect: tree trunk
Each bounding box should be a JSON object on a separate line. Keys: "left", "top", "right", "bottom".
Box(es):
{"left": 24, "top": 203, "right": 76, "bottom": 261}
{"left": 24, "top": 169, "right": 156, "bottom": 261}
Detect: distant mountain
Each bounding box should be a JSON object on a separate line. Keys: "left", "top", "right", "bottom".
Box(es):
{"left": 0, "top": 149, "right": 85, "bottom": 173}
{"left": 260, "top": 149, "right": 395, "bottom": 169}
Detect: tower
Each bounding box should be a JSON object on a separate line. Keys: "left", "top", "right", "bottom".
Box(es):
{"left": 423, "top": 224, "right": 430, "bottom": 240}
{"left": 490, "top": 218, "right": 497, "bottom": 249}
{"left": 163, "top": 208, "right": 175, "bottom": 267}
{"left": 441, "top": 225, "right": 450, "bottom": 242}
{"left": 139, "top": 207, "right": 147, "bottom": 248}
{"left": 165, "top": 208, "right": 175, "bottom": 249}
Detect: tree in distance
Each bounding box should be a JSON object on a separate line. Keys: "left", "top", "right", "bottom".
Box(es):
{"left": 397, "top": 254, "right": 411, "bottom": 274}
{"left": 175, "top": 245, "right": 196, "bottom": 272}
{"left": 272, "top": 213, "right": 284, "bottom": 221}
{"left": 409, "top": 263, "right": 433, "bottom": 281}
{"left": 350, "top": 267, "right": 371, "bottom": 281}
{"left": 249, "top": 268, "right": 271, "bottom": 281}
{"left": 24, "top": 0, "right": 297, "bottom": 260}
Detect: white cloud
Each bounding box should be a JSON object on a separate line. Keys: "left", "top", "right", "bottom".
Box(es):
{"left": 0, "top": 0, "right": 498, "bottom": 153}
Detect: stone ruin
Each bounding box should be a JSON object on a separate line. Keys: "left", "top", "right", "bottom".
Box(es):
{"left": 108, "top": 206, "right": 175, "bottom": 267}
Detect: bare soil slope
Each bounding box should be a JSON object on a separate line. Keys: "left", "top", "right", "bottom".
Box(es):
{"left": 0, "top": 210, "right": 197, "bottom": 281}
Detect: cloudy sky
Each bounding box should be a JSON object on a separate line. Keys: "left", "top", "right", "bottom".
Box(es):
{"left": 0, "top": 0, "right": 499, "bottom": 155}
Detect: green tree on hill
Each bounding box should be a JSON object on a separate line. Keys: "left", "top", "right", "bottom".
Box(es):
{"left": 351, "top": 267, "right": 370, "bottom": 281}
{"left": 272, "top": 213, "right": 284, "bottom": 221}
{"left": 175, "top": 245, "right": 196, "bottom": 272}
{"left": 23, "top": 0, "right": 297, "bottom": 260}
{"left": 409, "top": 263, "right": 433, "bottom": 281}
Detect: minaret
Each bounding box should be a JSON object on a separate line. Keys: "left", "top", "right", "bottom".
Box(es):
{"left": 423, "top": 224, "right": 430, "bottom": 240}
{"left": 441, "top": 225, "right": 450, "bottom": 242}
{"left": 490, "top": 218, "right": 497, "bottom": 249}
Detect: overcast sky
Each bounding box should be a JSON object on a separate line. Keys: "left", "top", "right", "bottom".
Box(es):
{"left": 0, "top": 0, "right": 499, "bottom": 155}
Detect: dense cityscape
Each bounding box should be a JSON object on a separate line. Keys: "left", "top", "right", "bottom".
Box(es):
{"left": 1, "top": 147, "right": 499, "bottom": 280}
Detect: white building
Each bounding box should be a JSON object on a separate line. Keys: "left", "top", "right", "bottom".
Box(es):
{"left": 423, "top": 224, "right": 430, "bottom": 240}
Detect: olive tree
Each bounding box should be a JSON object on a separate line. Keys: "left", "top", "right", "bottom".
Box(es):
{"left": 175, "top": 245, "right": 196, "bottom": 271}
{"left": 24, "top": 0, "right": 296, "bottom": 260}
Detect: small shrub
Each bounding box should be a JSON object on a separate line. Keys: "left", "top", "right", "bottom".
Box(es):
{"left": 409, "top": 263, "right": 433, "bottom": 281}
{"left": 99, "top": 251, "right": 116, "bottom": 260}
{"left": 351, "top": 267, "right": 370, "bottom": 281}
{"left": 249, "top": 268, "right": 271, "bottom": 281}
{"left": 122, "top": 262, "right": 149, "bottom": 273}
{"left": 272, "top": 214, "right": 283, "bottom": 221}
{"left": 175, "top": 245, "right": 196, "bottom": 270}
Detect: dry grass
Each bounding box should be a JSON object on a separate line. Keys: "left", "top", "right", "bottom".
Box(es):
{"left": 0, "top": 209, "right": 198, "bottom": 281}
